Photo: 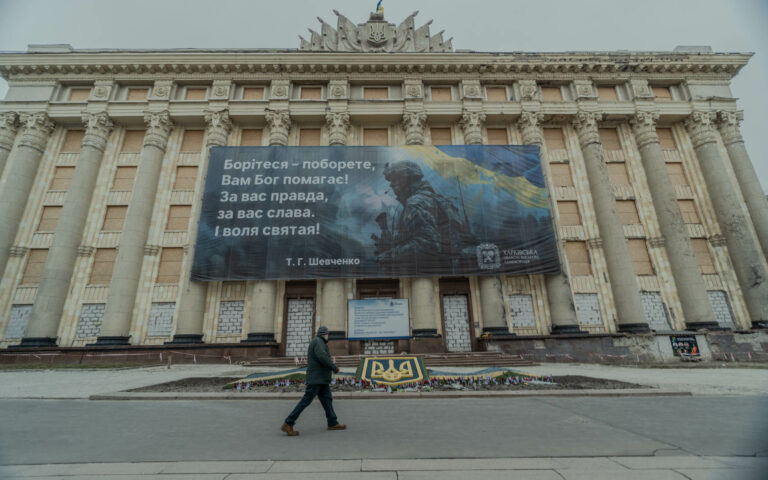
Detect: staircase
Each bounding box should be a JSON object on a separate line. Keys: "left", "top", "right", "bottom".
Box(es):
{"left": 242, "top": 351, "right": 534, "bottom": 368}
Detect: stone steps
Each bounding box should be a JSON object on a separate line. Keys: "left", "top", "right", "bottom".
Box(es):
{"left": 242, "top": 352, "right": 535, "bottom": 368}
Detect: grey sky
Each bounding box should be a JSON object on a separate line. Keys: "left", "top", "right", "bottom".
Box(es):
{"left": 0, "top": 0, "right": 765, "bottom": 190}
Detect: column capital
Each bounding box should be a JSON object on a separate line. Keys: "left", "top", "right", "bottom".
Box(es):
{"left": 517, "top": 111, "right": 545, "bottom": 146}
{"left": 18, "top": 112, "right": 55, "bottom": 152}
{"left": 81, "top": 111, "right": 114, "bottom": 152}
{"left": 459, "top": 109, "right": 486, "bottom": 145}
{"left": 142, "top": 110, "right": 174, "bottom": 151}
{"left": 401, "top": 110, "right": 427, "bottom": 145}
{"left": 572, "top": 110, "right": 602, "bottom": 148}
{"left": 0, "top": 111, "right": 19, "bottom": 151}
{"left": 326, "top": 111, "right": 350, "bottom": 146}
{"left": 204, "top": 109, "right": 232, "bottom": 147}
{"left": 630, "top": 110, "right": 660, "bottom": 149}
{"left": 716, "top": 110, "right": 744, "bottom": 146}
{"left": 264, "top": 109, "right": 291, "bottom": 146}
{"left": 684, "top": 110, "right": 717, "bottom": 148}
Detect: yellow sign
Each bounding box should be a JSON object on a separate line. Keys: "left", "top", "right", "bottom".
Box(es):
{"left": 358, "top": 356, "right": 426, "bottom": 386}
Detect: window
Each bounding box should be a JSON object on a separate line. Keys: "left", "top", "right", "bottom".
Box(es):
{"left": 299, "top": 128, "right": 321, "bottom": 146}
{"left": 597, "top": 86, "right": 618, "bottom": 101}
{"left": 691, "top": 239, "right": 716, "bottom": 274}
{"left": 616, "top": 200, "right": 641, "bottom": 225}
{"left": 299, "top": 86, "right": 322, "bottom": 100}
{"left": 599, "top": 129, "right": 621, "bottom": 151}
{"left": 550, "top": 164, "right": 574, "bottom": 186}
{"left": 50, "top": 167, "right": 75, "bottom": 191}
{"left": 173, "top": 166, "right": 198, "bottom": 190}
{"left": 101, "top": 206, "right": 128, "bottom": 231}
{"left": 627, "top": 239, "right": 653, "bottom": 275}
{"left": 240, "top": 129, "right": 263, "bottom": 146}
{"left": 37, "top": 206, "right": 62, "bottom": 232}
{"left": 166, "top": 205, "right": 191, "bottom": 231}
{"left": 557, "top": 201, "right": 581, "bottom": 225}
{"left": 565, "top": 242, "right": 591, "bottom": 275}
{"left": 666, "top": 163, "right": 688, "bottom": 185}
{"left": 68, "top": 88, "right": 90, "bottom": 102}
{"left": 430, "top": 128, "right": 452, "bottom": 145}
{"left": 363, "top": 87, "right": 389, "bottom": 100}
{"left": 363, "top": 129, "right": 388, "bottom": 146}
{"left": 180, "top": 130, "right": 204, "bottom": 152}
{"left": 657, "top": 128, "right": 676, "bottom": 149}
{"left": 652, "top": 86, "right": 673, "bottom": 101}
{"left": 485, "top": 87, "right": 508, "bottom": 101}
{"left": 61, "top": 130, "right": 84, "bottom": 153}
{"left": 678, "top": 200, "right": 700, "bottom": 224}
{"left": 429, "top": 87, "right": 452, "bottom": 101}
{"left": 607, "top": 163, "right": 630, "bottom": 185}
{"left": 242, "top": 87, "right": 265, "bottom": 100}
{"left": 90, "top": 248, "right": 116, "bottom": 285}
{"left": 487, "top": 128, "right": 508, "bottom": 145}
{"left": 126, "top": 88, "right": 149, "bottom": 101}
{"left": 22, "top": 249, "right": 48, "bottom": 284}
{"left": 540, "top": 87, "right": 563, "bottom": 101}
{"left": 156, "top": 248, "right": 184, "bottom": 284}
{"left": 543, "top": 129, "right": 566, "bottom": 150}
{"left": 121, "top": 131, "right": 145, "bottom": 152}
{"left": 112, "top": 166, "right": 137, "bottom": 191}
{"left": 184, "top": 88, "right": 207, "bottom": 101}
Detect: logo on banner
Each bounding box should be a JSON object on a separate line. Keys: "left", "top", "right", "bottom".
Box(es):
{"left": 358, "top": 356, "right": 427, "bottom": 386}
{"left": 477, "top": 243, "right": 501, "bottom": 270}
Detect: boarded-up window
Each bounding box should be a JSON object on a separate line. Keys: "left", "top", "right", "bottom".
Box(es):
{"left": 487, "top": 128, "right": 508, "bottom": 145}
{"left": 543, "top": 129, "right": 566, "bottom": 150}
{"left": 126, "top": 88, "right": 149, "bottom": 101}
{"left": 240, "top": 129, "right": 263, "bottom": 146}
{"left": 678, "top": 200, "right": 700, "bottom": 224}
{"left": 550, "top": 163, "right": 574, "bottom": 186}
{"left": 90, "top": 248, "right": 116, "bottom": 285}
{"left": 691, "top": 239, "right": 716, "bottom": 274}
{"left": 628, "top": 239, "right": 653, "bottom": 275}
{"left": 173, "top": 166, "right": 198, "bottom": 190}
{"left": 666, "top": 163, "right": 688, "bottom": 185}
{"left": 156, "top": 248, "right": 184, "bottom": 284}
{"left": 363, "top": 87, "right": 389, "bottom": 100}
{"left": 112, "top": 166, "right": 137, "bottom": 191}
{"left": 299, "top": 128, "right": 322, "bottom": 146}
{"left": 652, "top": 86, "right": 673, "bottom": 101}
{"left": 430, "top": 87, "right": 452, "bottom": 101}
{"left": 430, "top": 128, "right": 452, "bottom": 145}
{"left": 184, "top": 88, "right": 207, "bottom": 100}
{"left": 102, "top": 206, "right": 128, "bottom": 231}
{"left": 50, "top": 167, "right": 75, "bottom": 191}
{"left": 68, "top": 88, "right": 90, "bottom": 102}
{"left": 557, "top": 201, "right": 581, "bottom": 225}
{"left": 599, "top": 129, "right": 621, "bottom": 151}
{"left": 300, "top": 87, "right": 322, "bottom": 99}
{"left": 607, "top": 163, "right": 630, "bottom": 185}
{"left": 565, "top": 242, "right": 591, "bottom": 275}
{"left": 617, "top": 200, "right": 641, "bottom": 225}
{"left": 121, "top": 131, "right": 145, "bottom": 152}
{"left": 364, "top": 128, "right": 388, "bottom": 146}
{"left": 242, "top": 87, "right": 265, "bottom": 100}
{"left": 597, "top": 86, "right": 618, "bottom": 101}
{"left": 61, "top": 130, "right": 84, "bottom": 152}
{"left": 485, "top": 87, "right": 507, "bottom": 101}
{"left": 181, "top": 130, "right": 204, "bottom": 152}
{"left": 657, "top": 128, "right": 676, "bottom": 150}
{"left": 541, "top": 87, "right": 563, "bottom": 101}
{"left": 22, "top": 249, "right": 48, "bottom": 284}
{"left": 166, "top": 205, "right": 191, "bottom": 231}
{"left": 37, "top": 206, "right": 62, "bottom": 232}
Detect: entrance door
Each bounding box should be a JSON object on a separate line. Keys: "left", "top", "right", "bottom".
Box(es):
{"left": 285, "top": 298, "right": 315, "bottom": 357}
{"left": 442, "top": 294, "right": 472, "bottom": 352}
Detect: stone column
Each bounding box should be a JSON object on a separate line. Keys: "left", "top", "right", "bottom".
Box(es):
{"left": 0, "top": 112, "right": 19, "bottom": 176}
{"left": 685, "top": 111, "right": 768, "bottom": 328}
{"left": 572, "top": 110, "right": 649, "bottom": 332}
{"left": 717, "top": 111, "right": 768, "bottom": 258}
{"left": 517, "top": 112, "right": 581, "bottom": 334}
{"left": 460, "top": 110, "right": 508, "bottom": 335}
{"left": 630, "top": 111, "right": 717, "bottom": 329}
{"left": 170, "top": 110, "right": 232, "bottom": 344}
{"left": 21, "top": 112, "right": 114, "bottom": 347}
{"left": 0, "top": 112, "right": 55, "bottom": 278}
{"left": 96, "top": 111, "right": 174, "bottom": 345}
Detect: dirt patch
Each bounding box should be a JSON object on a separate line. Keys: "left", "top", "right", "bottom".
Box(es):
{"left": 128, "top": 375, "right": 645, "bottom": 392}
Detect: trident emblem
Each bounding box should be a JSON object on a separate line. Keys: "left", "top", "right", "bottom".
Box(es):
{"left": 371, "top": 359, "right": 414, "bottom": 382}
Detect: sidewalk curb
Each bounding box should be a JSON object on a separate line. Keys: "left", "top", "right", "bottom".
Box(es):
{"left": 88, "top": 388, "right": 691, "bottom": 400}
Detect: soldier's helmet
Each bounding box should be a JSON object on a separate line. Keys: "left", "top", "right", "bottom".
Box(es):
{"left": 383, "top": 161, "right": 424, "bottom": 185}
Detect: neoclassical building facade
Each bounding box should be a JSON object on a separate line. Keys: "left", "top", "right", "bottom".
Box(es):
{"left": 0, "top": 12, "right": 766, "bottom": 360}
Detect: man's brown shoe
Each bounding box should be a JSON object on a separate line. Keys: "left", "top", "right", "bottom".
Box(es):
{"left": 327, "top": 423, "right": 347, "bottom": 430}
{"left": 281, "top": 423, "right": 299, "bottom": 436}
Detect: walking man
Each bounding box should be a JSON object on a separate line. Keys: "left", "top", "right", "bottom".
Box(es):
{"left": 281, "top": 326, "right": 347, "bottom": 436}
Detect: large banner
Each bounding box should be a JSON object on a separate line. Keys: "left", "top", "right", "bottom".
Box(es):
{"left": 191, "top": 145, "right": 560, "bottom": 280}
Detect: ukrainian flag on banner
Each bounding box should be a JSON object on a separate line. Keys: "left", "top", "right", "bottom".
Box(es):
{"left": 376, "top": 0, "right": 384, "bottom": 14}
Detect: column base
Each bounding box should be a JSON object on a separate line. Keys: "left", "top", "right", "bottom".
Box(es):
{"left": 10, "top": 337, "right": 58, "bottom": 348}
{"left": 241, "top": 333, "right": 275, "bottom": 343}
{"left": 751, "top": 321, "right": 768, "bottom": 330}
{"left": 617, "top": 323, "right": 651, "bottom": 334}
{"left": 165, "top": 334, "right": 204, "bottom": 345}
{"left": 550, "top": 324, "right": 586, "bottom": 335}
{"left": 91, "top": 336, "right": 131, "bottom": 346}
{"left": 411, "top": 328, "right": 439, "bottom": 338}
{"left": 328, "top": 330, "right": 347, "bottom": 341}
{"left": 685, "top": 321, "right": 722, "bottom": 331}
{"left": 482, "top": 326, "right": 512, "bottom": 336}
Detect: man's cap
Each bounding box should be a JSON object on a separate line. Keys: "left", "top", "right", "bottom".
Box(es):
{"left": 383, "top": 161, "right": 423, "bottom": 183}
{"left": 317, "top": 326, "right": 329, "bottom": 335}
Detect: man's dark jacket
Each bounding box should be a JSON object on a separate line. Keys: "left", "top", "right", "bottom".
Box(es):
{"left": 306, "top": 334, "right": 337, "bottom": 385}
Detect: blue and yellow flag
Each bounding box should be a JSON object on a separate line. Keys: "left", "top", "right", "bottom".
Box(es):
{"left": 376, "top": 0, "right": 384, "bottom": 14}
